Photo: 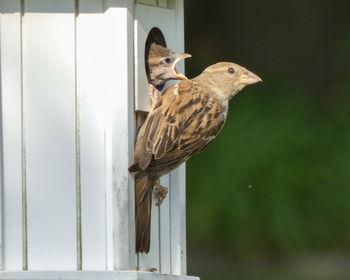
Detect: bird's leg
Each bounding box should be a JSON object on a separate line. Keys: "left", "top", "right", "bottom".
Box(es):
{"left": 149, "top": 84, "right": 161, "bottom": 111}
{"left": 153, "top": 181, "right": 168, "bottom": 206}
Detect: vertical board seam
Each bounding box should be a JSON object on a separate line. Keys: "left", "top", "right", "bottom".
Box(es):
{"left": 128, "top": 1, "right": 136, "bottom": 268}
{"left": 158, "top": 202, "right": 161, "bottom": 272}
{"left": 74, "top": 0, "right": 82, "bottom": 271}
{"left": 104, "top": 130, "right": 107, "bottom": 270}
{"left": 0, "top": 9, "right": 4, "bottom": 270}
{"left": 20, "top": 0, "right": 28, "bottom": 271}
{"left": 168, "top": 173, "right": 172, "bottom": 274}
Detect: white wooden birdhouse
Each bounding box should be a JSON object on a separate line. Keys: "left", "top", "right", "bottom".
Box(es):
{"left": 0, "top": 0, "right": 197, "bottom": 279}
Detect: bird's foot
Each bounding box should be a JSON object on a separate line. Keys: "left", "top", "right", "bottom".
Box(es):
{"left": 149, "top": 84, "right": 161, "bottom": 111}
{"left": 132, "top": 267, "right": 157, "bottom": 272}
{"left": 153, "top": 181, "right": 168, "bottom": 206}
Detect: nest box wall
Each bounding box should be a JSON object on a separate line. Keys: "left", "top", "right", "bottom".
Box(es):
{"left": 0, "top": 0, "right": 196, "bottom": 279}
{"left": 135, "top": 4, "right": 182, "bottom": 112}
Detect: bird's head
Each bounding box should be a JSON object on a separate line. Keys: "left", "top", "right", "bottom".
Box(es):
{"left": 199, "top": 62, "right": 262, "bottom": 100}
{"left": 147, "top": 43, "right": 192, "bottom": 89}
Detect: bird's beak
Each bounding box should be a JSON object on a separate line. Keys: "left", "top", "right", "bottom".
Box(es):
{"left": 239, "top": 70, "right": 262, "bottom": 85}
{"left": 172, "top": 53, "right": 192, "bottom": 80}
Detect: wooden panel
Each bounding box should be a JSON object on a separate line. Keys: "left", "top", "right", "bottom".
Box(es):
{"left": 103, "top": 0, "right": 136, "bottom": 270}
{"left": 76, "top": 0, "right": 107, "bottom": 270}
{"left": 167, "top": 1, "right": 187, "bottom": 275}
{"left": 134, "top": 4, "right": 176, "bottom": 112}
{"left": 23, "top": 0, "right": 77, "bottom": 270}
{"left": 157, "top": 0, "right": 168, "bottom": 8}
{"left": 169, "top": 166, "right": 186, "bottom": 275}
{"left": 0, "top": 0, "right": 23, "bottom": 270}
{"left": 136, "top": 0, "right": 157, "bottom": 6}
{"left": 159, "top": 175, "right": 171, "bottom": 274}
{"left": 138, "top": 191, "right": 160, "bottom": 272}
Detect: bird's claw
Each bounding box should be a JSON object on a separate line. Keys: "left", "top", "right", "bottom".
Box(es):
{"left": 132, "top": 267, "right": 157, "bottom": 272}
{"left": 153, "top": 181, "right": 168, "bottom": 206}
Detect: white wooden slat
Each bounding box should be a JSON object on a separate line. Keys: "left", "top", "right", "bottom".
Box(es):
{"left": 138, "top": 195, "right": 160, "bottom": 272}
{"left": 168, "top": 0, "right": 185, "bottom": 55}
{"left": 23, "top": 0, "right": 77, "bottom": 270}
{"left": 136, "top": 0, "right": 157, "bottom": 6}
{"left": 0, "top": 11, "right": 2, "bottom": 269}
{"left": 157, "top": 0, "right": 168, "bottom": 8}
{"left": 169, "top": 166, "right": 186, "bottom": 275}
{"left": 139, "top": 199, "right": 159, "bottom": 272}
{"left": 159, "top": 175, "right": 171, "bottom": 274}
{"left": 134, "top": 4, "right": 176, "bottom": 112}
{"left": 103, "top": 0, "right": 136, "bottom": 270}
{"left": 76, "top": 0, "right": 107, "bottom": 270}
{"left": 168, "top": 1, "right": 187, "bottom": 275}
{"left": 0, "top": 0, "right": 23, "bottom": 270}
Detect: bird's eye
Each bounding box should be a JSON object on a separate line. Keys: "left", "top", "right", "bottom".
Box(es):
{"left": 164, "top": 57, "right": 172, "bottom": 64}
{"left": 228, "top": 67, "right": 235, "bottom": 74}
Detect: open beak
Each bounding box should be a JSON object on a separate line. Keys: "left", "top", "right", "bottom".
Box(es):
{"left": 172, "top": 53, "right": 192, "bottom": 80}
{"left": 239, "top": 70, "right": 262, "bottom": 85}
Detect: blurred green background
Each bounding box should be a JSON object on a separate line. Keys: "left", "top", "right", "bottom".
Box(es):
{"left": 183, "top": 1, "right": 350, "bottom": 279}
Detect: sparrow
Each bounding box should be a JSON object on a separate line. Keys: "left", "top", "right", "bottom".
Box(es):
{"left": 139, "top": 43, "right": 191, "bottom": 203}
{"left": 146, "top": 43, "right": 191, "bottom": 109}
{"left": 147, "top": 42, "right": 191, "bottom": 89}
{"left": 129, "top": 62, "right": 262, "bottom": 253}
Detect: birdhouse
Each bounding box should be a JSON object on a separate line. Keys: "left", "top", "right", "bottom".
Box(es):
{"left": 0, "top": 0, "right": 198, "bottom": 279}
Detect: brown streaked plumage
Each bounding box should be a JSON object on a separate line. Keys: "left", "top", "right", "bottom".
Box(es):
{"left": 130, "top": 62, "right": 262, "bottom": 253}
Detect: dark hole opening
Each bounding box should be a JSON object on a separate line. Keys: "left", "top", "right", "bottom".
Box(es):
{"left": 145, "top": 27, "right": 167, "bottom": 90}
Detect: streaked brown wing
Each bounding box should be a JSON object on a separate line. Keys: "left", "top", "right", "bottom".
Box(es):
{"left": 136, "top": 79, "right": 226, "bottom": 171}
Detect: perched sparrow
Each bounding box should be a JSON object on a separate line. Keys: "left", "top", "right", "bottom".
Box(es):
{"left": 130, "top": 62, "right": 262, "bottom": 253}
{"left": 146, "top": 43, "right": 191, "bottom": 109}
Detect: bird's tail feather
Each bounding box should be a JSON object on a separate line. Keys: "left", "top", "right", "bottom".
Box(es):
{"left": 135, "top": 172, "right": 157, "bottom": 253}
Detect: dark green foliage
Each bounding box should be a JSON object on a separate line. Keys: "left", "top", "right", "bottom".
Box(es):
{"left": 184, "top": 1, "right": 350, "bottom": 278}
{"left": 187, "top": 75, "right": 350, "bottom": 257}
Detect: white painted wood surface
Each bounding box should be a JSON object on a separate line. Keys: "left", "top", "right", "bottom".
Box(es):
{"left": 76, "top": 0, "right": 107, "bottom": 270}
{"left": 159, "top": 175, "right": 171, "bottom": 274}
{"left": 0, "top": 0, "right": 23, "bottom": 270}
{"left": 169, "top": 168, "right": 186, "bottom": 275}
{"left": 0, "top": 0, "right": 193, "bottom": 278}
{"left": 158, "top": 0, "right": 168, "bottom": 8}
{"left": 23, "top": 0, "right": 77, "bottom": 270}
{"left": 136, "top": 0, "right": 157, "bottom": 7}
{"left": 139, "top": 192, "right": 160, "bottom": 272}
{"left": 103, "top": 0, "right": 136, "bottom": 271}
{"left": 134, "top": 4, "right": 176, "bottom": 112}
